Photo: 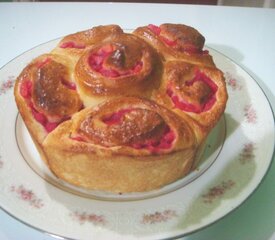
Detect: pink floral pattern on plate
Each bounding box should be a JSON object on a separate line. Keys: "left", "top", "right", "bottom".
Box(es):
{"left": 0, "top": 155, "right": 3, "bottom": 169}
{"left": 244, "top": 104, "right": 257, "bottom": 123}
{"left": 239, "top": 142, "right": 255, "bottom": 164}
{"left": 141, "top": 210, "right": 177, "bottom": 224}
{"left": 10, "top": 185, "right": 44, "bottom": 209}
{"left": 70, "top": 211, "right": 106, "bottom": 225}
{"left": 0, "top": 76, "right": 15, "bottom": 96}
{"left": 224, "top": 72, "right": 242, "bottom": 91}
{"left": 202, "top": 180, "right": 235, "bottom": 204}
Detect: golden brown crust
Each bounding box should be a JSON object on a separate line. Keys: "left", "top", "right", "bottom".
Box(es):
{"left": 44, "top": 97, "right": 197, "bottom": 154}
{"left": 14, "top": 53, "right": 83, "bottom": 136}
{"left": 32, "top": 56, "right": 82, "bottom": 118}
{"left": 14, "top": 23, "right": 228, "bottom": 193}
{"left": 153, "top": 61, "right": 228, "bottom": 134}
{"left": 133, "top": 24, "right": 215, "bottom": 67}
{"left": 44, "top": 97, "right": 197, "bottom": 192}
{"left": 45, "top": 144, "right": 195, "bottom": 192}
{"left": 51, "top": 25, "right": 124, "bottom": 65}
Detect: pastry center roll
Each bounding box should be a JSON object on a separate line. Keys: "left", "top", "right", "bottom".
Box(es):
{"left": 88, "top": 43, "right": 143, "bottom": 78}
{"left": 74, "top": 33, "right": 161, "bottom": 99}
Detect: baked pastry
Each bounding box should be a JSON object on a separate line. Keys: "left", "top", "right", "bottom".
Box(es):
{"left": 74, "top": 32, "right": 162, "bottom": 107}
{"left": 14, "top": 24, "right": 227, "bottom": 193}
{"left": 43, "top": 97, "right": 197, "bottom": 192}
{"left": 133, "top": 24, "right": 215, "bottom": 67}
{"left": 153, "top": 61, "right": 227, "bottom": 143}
{"left": 14, "top": 53, "right": 83, "bottom": 163}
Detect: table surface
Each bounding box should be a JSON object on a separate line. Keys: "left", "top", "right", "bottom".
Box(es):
{"left": 0, "top": 3, "right": 274, "bottom": 240}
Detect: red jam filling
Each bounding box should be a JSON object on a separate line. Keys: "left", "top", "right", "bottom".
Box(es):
{"left": 148, "top": 24, "right": 177, "bottom": 46}
{"left": 36, "top": 57, "right": 51, "bottom": 69}
{"left": 19, "top": 79, "right": 32, "bottom": 98}
{"left": 60, "top": 78, "right": 77, "bottom": 90}
{"left": 131, "top": 126, "right": 175, "bottom": 153}
{"left": 71, "top": 125, "right": 175, "bottom": 153}
{"left": 59, "top": 41, "right": 86, "bottom": 49}
{"left": 182, "top": 44, "right": 209, "bottom": 55}
{"left": 70, "top": 135, "right": 86, "bottom": 142}
{"left": 88, "top": 44, "right": 143, "bottom": 78}
{"left": 102, "top": 109, "right": 132, "bottom": 125}
{"left": 167, "top": 71, "right": 218, "bottom": 113}
{"left": 20, "top": 79, "right": 68, "bottom": 133}
{"left": 147, "top": 24, "right": 161, "bottom": 35}
{"left": 147, "top": 24, "right": 208, "bottom": 55}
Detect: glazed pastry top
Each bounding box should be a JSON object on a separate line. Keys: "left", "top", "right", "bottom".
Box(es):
{"left": 15, "top": 23, "right": 227, "bottom": 147}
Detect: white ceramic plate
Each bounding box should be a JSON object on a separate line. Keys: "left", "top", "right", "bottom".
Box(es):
{"left": 0, "top": 39, "right": 274, "bottom": 240}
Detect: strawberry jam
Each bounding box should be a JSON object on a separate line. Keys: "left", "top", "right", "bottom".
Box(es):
{"left": 148, "top": 24, "right": 177, "bottom": 47}
{"left": 102, "top": 109, "right": 133, "bottom": 125}
{"left": 60, "top": 78, "right": 77, "bottom": 90}
{"left": 167, "top": 70, "right": 218, "bottom": 113}
{"left": 20, "top": 80, "right": 62, "bottom": 132}
{"left": 60, "top": 41, "right": 85, "bottom": 49}
{"left": 88, "top": 44, "right": 143, "bottom": 78}
{"left": 36, "top": 57, "right": 51, "bottom": 69}
{"left": 131, "top": 125, "right": 175, "bottom": 153}
{"left": 147, "top": 24, "right": 208, "bottom": 55}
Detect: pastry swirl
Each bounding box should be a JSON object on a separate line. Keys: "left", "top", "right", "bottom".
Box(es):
{"left": 52, "top": 25, "right": 124, "bottom": 65}
{"left": 15, "top": 54, "right": 82, "bottom": 143}
{"left": 75, "top": 33, "right": 162, "bottom": 107}
{"left": 133, "top": 23, "right": 215, "bottom": 67}
{"left": 14, "top": 23, "right": 228, "bottom": 193}
{"left": 153, "top": 61, "right": 227, "bottom": 136}
{"left": 44, "top": 97, "right": 197, "bottom": 192}
{"left": 69, "top": 97, "right": 195, "bottom": 153}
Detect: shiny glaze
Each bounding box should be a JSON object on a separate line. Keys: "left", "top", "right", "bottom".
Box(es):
{"left": 79, "top": 108, "right": 169, "bottom": 147}
{"left": 19, "top": 55, "right": 82, "bottom": 132}
{"left": 68, "top": 97, "right": 194, "bottom": 154}
{"left": 32, "top": 58, "right": 81, "bottom": 117}
{"left": 148, "top": 24, "right": 206, "bottom": 54}
{"left": 75, "top": 33, "right": 161, "bottom": 96}
{"left": 88, "top": 43, "right": 143, "bottom": 78}
{"left": 58, "top": 25, "right": 124, "bottom": 50}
